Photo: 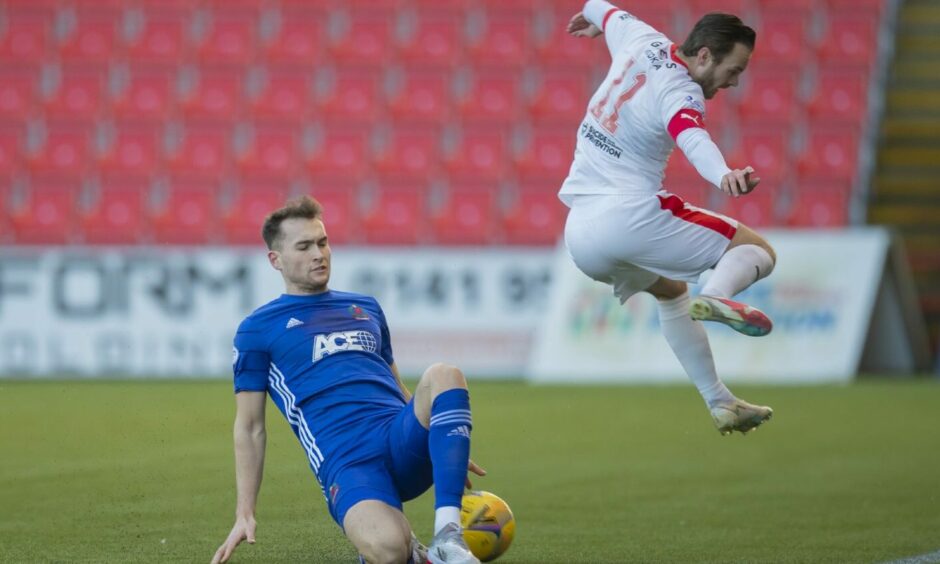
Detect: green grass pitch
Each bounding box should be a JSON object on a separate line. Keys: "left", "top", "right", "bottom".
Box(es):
{"left": 2, "top": 379, "right": 939, "bottom": 563}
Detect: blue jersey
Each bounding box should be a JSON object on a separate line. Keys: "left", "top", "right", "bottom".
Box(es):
{"left": 232, "top": 290, "right": 407, "bottom": 483}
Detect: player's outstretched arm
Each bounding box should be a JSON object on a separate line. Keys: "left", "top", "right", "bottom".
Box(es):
{"left": 212, "top": 391, "right": 267, "bottom": 564}
{"left": 567, "top": 12, "right": 603, "bottom": 38}
{"left": 720, "top": 167, "right": 761, "bottom": 197}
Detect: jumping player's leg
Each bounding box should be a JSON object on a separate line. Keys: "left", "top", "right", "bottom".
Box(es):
{"left": 646, "top": 276, "right": 773, "bottom": 435}
{"left": 646, "top": 277, "right": 734, "bottom": 409}
{"left": 344, "top": 500, "right": 412, "bottom": 564}
{"left": 700, "top": 224, "right": 776, "bottom": 298}
{"left": 691, "top": 224, "right": 776, "bottom": 337}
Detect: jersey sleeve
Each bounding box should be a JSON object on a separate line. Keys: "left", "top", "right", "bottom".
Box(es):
{"left": 371, "top": 298, "right": 395, "bottom": 366}
{"left": 583, "top": 0, "right": 661, "bottom": 55}
{"left": 658, "top": 76, "right": 708, "bottom": 135}
{"left": 233, "top": 317, "right": 270, "bottom": 394}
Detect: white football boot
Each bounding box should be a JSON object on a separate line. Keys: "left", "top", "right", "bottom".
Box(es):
{"left": 690, "top": 295, "right": 773, "bottom": 337}
{"left": 710, "top": 399, "right": 774, "bottom": 435}
{"left": 427, "top": 523, "right": 480, "bottom": 564}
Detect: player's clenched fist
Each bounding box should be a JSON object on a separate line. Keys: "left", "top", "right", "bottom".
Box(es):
{"left": 567, "top": 12, "right": 603, "bottom": 38}
{"left": 720, "top": 166, "right": 760, "bottom": 197}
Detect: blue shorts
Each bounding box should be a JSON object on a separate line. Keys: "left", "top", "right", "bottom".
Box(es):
{"left": 325, "top": 399, "right": 433, "bottom": 527}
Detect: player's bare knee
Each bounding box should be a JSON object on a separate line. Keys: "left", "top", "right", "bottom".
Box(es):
{"left": 424, "top": 362, "right": 467, "bottom": 395}
{"left": 646, "top": 278, "right": 687, "bottom": 301}
{"left": 357, "top": 535, "right": 410, "bottom": 564}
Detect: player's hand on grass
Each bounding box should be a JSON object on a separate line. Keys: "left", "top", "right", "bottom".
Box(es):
{"left": 567, "top": 13, "right": 602, "bottom": 38}
{"left": 720, "top": 166, "right": 760, "bottom": 197}
{"left": 465, "top": 459, "right": 487, "bottom": 489}
{"left": 211, "top": 516, "right": 256, "bottom": 564}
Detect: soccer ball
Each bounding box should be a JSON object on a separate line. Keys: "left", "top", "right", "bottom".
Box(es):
{"left": 460, "top": 490, "right": 515, "bottom": 562}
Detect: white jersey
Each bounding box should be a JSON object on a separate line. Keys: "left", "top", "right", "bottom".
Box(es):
{"left": 559, "top": 5, "right": 709, "bottom": 202}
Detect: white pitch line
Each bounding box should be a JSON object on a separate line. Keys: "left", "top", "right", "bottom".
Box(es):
{"left": 884, "top": 549, "right": 940, "bottom": 564}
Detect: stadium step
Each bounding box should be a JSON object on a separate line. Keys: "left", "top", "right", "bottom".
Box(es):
{"left": 873, "top": 0, "right": 940, "bottom": 356}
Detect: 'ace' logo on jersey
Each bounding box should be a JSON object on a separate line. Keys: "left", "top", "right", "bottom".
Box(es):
{"left": 312, "top": 330, "right": 378, "bottom": 362}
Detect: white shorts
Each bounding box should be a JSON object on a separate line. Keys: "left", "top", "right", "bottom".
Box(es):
{"left": 563, "top": 191, "right": 737, "bottom": 302}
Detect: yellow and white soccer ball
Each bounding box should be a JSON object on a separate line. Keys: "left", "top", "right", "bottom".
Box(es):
{"left": 460, "top": 490, "right": 516, "bottom": 562}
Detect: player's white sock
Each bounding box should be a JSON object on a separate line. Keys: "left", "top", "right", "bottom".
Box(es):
{"left": 658, "top": 292, "right": 735, "bottom": 408}
{"left": 434, "top": 506, "right": 461, "bottom": 535}
{"left": 700, "top": 244, "right": 775, "bottom": 299}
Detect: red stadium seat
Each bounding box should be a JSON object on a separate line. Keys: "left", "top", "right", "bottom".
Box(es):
{"left": 824, "top": 0, "right": 883, "bottom": 17}
{"left": 528, "top": 71, "right": 590, "bottom": 126}
{"left": 787, "top": 178, "right": 850, "bottom": 227}
{"left": 29, "top": 125, "right": 91, "bottom": 177}
{"left": 362, "top": 184, "right": 427, "bottom": 245}
{"left": 316, "top": 70, "right": 381, "bottom": 124}
{"left": 535, "top": 22, "right": 610, "bottom": 67}
{"left": 249, "top": 72, "right": 311, "bottom": 122}
{"left": 431, "top": 183, "right": 499, "bottom": 245}
{"left": 713, "top": 186, "right": 779, "bottom": 227}
{"left": 665, "top": 178, "right": 712, "bottom": 206}
{"left": 397, "top": 12, "right": 462, "bottom": 68}
{"left": 445, "top": 128, "right": 507, "bottom": 181}
{"left": 797, "top": 127, "right": 859, "bottom": 181}
{"left": 125, "top": 10, "right": 187, "bottom": 65}
{"left": 388, "top": 71, "right": 450, "bottom": 124}
{"left": 731, "top": 129, "right": 790, "bottom": 183}
{"left": 11, "top": 179, "right": 77, "bottom": 244}
{"left": 81, "top": 178, "right": 146, "bottom": 244}
{"left": 112, "top": 69, "right": 176, "bottom": 123}
{"left": 263, "top": 9, "right": 322, "bottom": 67}
{"left": 0, "top": 69, "right": 37, "bottom": 124}
{"left": 0, "top": 127, "right": 23, "bottom": 178}
{"left": 180, "top": 69, "right": 243, "bottom": 123}
{"left": 194, "top": 13, "right": 257, "bottom": 66}
{"left": 515, "top": 127, "right": 576, "bottom": 182}
{"left": 305, "top": 128, "right": 372, "bottom": 180}
{"left": 756, "top": 0, "right": 818, "bottom": 17}
{"left": 98, "top": 126, "right": 162, "bottom": 178}
{"left": 688, "top": 0, "right": 752, "bottom": 18}
{"left": 755, "top": 13, "right": 808, "bottom": 69}
{"left": 467, "top": 13, "right": 529, "bottom": 68}
{"left": 806, "top": 70, "right": 867, "bottom": 125}
{"left": 737, "top": 71, "right": 799, "bottom": 124}
{"left": 502, "top": 184, "right": 566, "bottom": 245}
{"left": 236, "top": 127, "right": 300, "bottom": 179}
{"left": 43, "top": 68, "right": 106, "bottom": 123}
{"left": 326, "top": 15, "right": 393, "bottom": 67}
{"left": 310, "top": 183, "right": 357, "bottom": 244}
{"left": 222, "top": 180, "right": 289, "bottom": 244}
{"left": 458, "top": 73, "right": 519, "bottom": 123}
{"left": 0, "top": 13, "right": 50, "bottom": 65}
{"left": 150, "top": 180, "right": 219, "bottom": 244}
{"left": 374, "top": 129, "right": 440, "bottom": 180}
{"left": 59, "top": 9, "right": 120, "bottom": 66}
{"left": 819, "top": 15, "right": 877, "bottom": 67}
{"left": 165, "top": 126, "right": 231, "bottom": 178}
{"left": 665, "top": 152, "right": 702, "bottom": 184}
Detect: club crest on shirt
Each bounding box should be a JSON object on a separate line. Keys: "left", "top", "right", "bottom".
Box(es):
{"left": 349, "top": 305, "right": 370, "bottom": 320}
{"left": 329, "top": 483, "right": 340, "bottom": 505}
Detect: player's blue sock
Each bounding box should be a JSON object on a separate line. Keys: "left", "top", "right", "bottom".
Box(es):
{"left": 429, "top": 388, "right": 472, "bottom": 517}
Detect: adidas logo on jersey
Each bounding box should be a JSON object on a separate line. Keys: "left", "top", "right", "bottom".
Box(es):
{"left": 286, "top": 318, "right": 304, "bottom": 329}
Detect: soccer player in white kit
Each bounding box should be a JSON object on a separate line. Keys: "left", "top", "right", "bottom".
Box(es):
{"left": 561, "top": 0, "right": 777, "bottom": 435}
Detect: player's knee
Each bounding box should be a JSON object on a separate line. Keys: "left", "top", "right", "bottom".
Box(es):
{"left": 423, "top": 362, "right": 467, "bottom": 393}
{"left": 646, "top": 278, "right": 687, "bottom": 301}
{"left": 357, "top": 535, "right": 410, "bottom": 564}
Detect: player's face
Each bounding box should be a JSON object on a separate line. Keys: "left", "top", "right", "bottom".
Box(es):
{"left": 270, "top": 217, "right": 331, "bottom": 295}
{"left": 698, "top": 42, "right": 751, "bottom": 99}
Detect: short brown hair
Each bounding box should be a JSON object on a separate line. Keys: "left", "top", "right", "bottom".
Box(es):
{"left": 680, "top": 13, "right": 756, "bottom": 63}
{"left": 262, "top": 195, "right": 323, "bottom": 249}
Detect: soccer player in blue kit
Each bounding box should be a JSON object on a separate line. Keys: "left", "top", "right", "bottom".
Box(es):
{"left": 211, "top": 196, "right": 484, "bottom": 564}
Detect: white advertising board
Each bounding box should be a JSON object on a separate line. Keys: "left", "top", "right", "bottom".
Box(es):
{"left": 528, "top": 229, "right": 892, "bottom": 384}
{"left": 0, "top": 247, "right": 553, "bottom": 378}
